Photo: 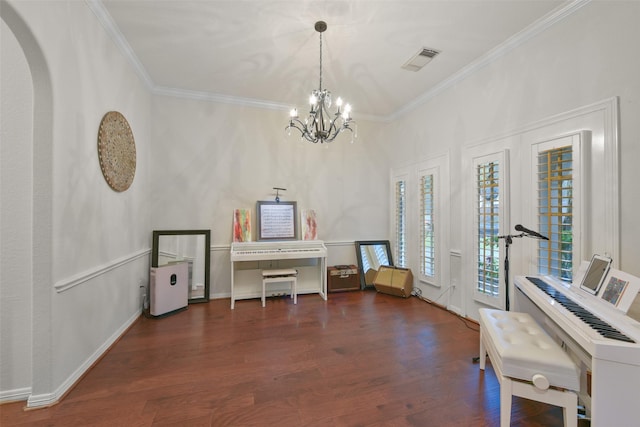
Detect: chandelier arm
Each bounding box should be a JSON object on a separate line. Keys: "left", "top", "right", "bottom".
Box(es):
{"left": 286, "top": 119, "right": 309, "bottom": 135}
{"left": 288, "top": 118, "right": 323, "bottom": 143}
{"left": 323, "top": 103, "right": 341, "bottom": 135}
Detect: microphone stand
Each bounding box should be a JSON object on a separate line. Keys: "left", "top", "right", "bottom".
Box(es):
{"left": 496, "top": 232, "right": 525, "bottom": 311}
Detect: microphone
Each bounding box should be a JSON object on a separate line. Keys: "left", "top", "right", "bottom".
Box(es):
{"left": 515, "top": 224, "right": 549, "bottom": 240}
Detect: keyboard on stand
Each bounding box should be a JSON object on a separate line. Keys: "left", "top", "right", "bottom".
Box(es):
{"left": 230, "top": 240, "right": 328, "bottom": 309}
{"left": 515, "top": 274, "right": 640, "bottom": 425}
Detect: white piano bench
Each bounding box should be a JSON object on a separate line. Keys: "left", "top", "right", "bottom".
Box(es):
{"left": 478, "top": 308, "right": 580, "bottom": 427}
{"left": 262, "top": 269, "right": 298, "bottom": 308}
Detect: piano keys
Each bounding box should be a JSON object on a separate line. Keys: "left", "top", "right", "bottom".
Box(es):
{"left": 514, "top": 272, "right": 640, "bottom": 426}
{"left": 525, "top": 276, "right": 634, "bottom": 343}
{"left": 230, "top": 240, "right": 328, "bottom": 309}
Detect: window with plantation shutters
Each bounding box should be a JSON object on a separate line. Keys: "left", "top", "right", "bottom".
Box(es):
{"left": 472, "top": 149, "right": 508, "bottom": 303}
{"left": 394, "top": 180, "right": 407, "bottom": 267}
{"left": 476, "top": 160, "right": 500, "bottom": 296}
{"left": 391, "top": 156, "right": 449, "bottom": 292}
{"left": 536, "top": 144, "right": 574, "bottom": 281}
{"left": 420, "top": 174, "right": 435, "bottom": 278}
{"left": 462, "top": 101, "right": 618, "bottom": 311}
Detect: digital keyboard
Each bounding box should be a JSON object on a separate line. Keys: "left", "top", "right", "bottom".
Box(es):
{"left": 514, "top": 274, "right": 640, "bottom": 426}
{"left": 230, "top": 240, "right": 328, "bottom": 308}
{"left": 230, "top": 241, "right": 327, "bottom": 261}
{"left": 525, "top": 276, "right": 634, "bottom": 343}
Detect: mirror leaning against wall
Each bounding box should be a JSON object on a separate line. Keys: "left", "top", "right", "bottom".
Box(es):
{"left": 355, "top": 240, "right": 394, "bottom": 289}
{"left": 152, "top": 230, "right": 211, "bottom": 303}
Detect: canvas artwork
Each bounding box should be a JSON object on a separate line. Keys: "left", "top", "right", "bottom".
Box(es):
{"left": 301, "top": 209, "right": 318, "bottom": 240}
{"left": 233, "top": 208, "right": 251, "bottom": 242}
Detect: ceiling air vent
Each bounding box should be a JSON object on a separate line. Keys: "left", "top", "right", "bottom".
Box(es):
{"left": 401, "top": 48, "right": 440, "bottom": 72}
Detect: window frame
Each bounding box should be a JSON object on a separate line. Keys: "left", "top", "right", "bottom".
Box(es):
{"left": 417, "top": 166, "right": 439, "bottom": 285}
{"left": 391, "top": 173, "right": 408, "bottom": 268}
{"left": 529, "top": 132, "right": 586, "bottom": 282}
{"left": 471, "top": 149, "right": 510, "bottom": 308}
{"left": 390, "top": 154, "right": 450, "bottom": 296}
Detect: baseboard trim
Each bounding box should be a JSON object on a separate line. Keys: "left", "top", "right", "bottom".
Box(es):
{"left": 0, "top": 387, "right": 31, "bottom": 404}
{"left": 26, "top": 310, "right": 141, "bottom": 408}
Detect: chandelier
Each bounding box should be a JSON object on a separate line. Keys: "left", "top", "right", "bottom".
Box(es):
{"left": 286, "top": 21, "right": 356, "bottom": 144}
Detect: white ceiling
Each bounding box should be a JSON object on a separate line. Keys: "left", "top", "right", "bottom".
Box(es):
{"left": 95, "top": 0, "right": 574, "bottom": 121}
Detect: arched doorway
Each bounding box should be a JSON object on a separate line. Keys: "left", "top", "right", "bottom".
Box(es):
{"left": 1, "top": 1, "right": 54, "bottom": 405}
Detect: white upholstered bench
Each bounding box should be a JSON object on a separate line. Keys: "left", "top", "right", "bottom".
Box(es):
{"left": 479, "top": 308, "right": 580, "bottom": 427}
{"left": 261, "top": 269, "right": 297, "bottom": 307}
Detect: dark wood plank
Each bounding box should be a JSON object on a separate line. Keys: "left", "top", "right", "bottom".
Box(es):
{"left": 0, "top": 291, "right": 564, "bottom": 426}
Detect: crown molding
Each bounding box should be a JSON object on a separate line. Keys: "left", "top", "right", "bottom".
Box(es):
{"left": 85, "top": 0, "right": 154, "bottom": 90}
{"left": 151, "top": 86, "right": 292, "bottom": 111}
{"left": 388, "top": 0, "right": 591, "bottom": 121}
{"left": 87, "top": 0, "right": 590, "bottom": 123}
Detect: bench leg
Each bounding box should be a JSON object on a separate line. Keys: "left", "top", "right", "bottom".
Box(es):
{"left": 479, "top": 329, "right": 486, "bottom": 370}
{"left": 292, "top": 279, "right": 297, "bottom": 304}
{"left": 500, "top": 376, "right": 512, "bottom": 427}
{"left": 262, "top": 280, "right": 266, "bottom": 307}
{"left": 562, "top": 393, "right": 578, "bottom": 427}
{"left": 563, "top": 406, "right": 577, "bottom": 427}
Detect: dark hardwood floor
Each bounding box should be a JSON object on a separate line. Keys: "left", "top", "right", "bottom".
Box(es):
{"left": 1, "top": 291, "right": 564, "bottom": 426}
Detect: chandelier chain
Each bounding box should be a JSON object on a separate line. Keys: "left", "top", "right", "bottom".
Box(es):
{"left": 319, "top": 32, "right": 323, "bottom": 91}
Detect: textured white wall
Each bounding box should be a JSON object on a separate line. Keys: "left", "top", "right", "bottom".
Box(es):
{"left": 0, "top": 19, "right": 33, "bottom": 398}
{"left": 2, "top": 0, "right": 152, "bottom": 404}
{"left": 149, "top": 95, "right": 390, "bottom": 297}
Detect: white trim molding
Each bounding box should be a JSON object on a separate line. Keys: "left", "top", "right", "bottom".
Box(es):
{"left": 0, "top": 387, "right": 31, "bottom": 404}
{"left": 54, "top": 249, "right": 150, "bottom": 293}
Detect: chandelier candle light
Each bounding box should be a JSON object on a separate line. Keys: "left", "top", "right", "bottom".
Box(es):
{"left": 287, "top": 21, "right": 356, "bottom": 144}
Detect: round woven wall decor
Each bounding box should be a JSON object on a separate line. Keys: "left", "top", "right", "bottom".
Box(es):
{"left": 97, "top": 111, "right": 136, "bottom": 192}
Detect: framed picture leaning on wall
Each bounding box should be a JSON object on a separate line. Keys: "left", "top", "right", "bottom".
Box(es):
{"left": 256, "top": 201, "right": 297, "bottom": 241}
